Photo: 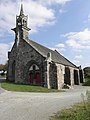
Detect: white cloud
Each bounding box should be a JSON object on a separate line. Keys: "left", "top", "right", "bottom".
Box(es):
{"left": 72, "top": 55, "right": 83, "bottom": 66}
{"left": 0, "top": 0, "right": 72, "bottom": 64}
{"left": 88, "top": 13, "right": 90, "bottom": 21}
{"left": 73, "top": 60, "right": 80, "bottom": 65}
{"left": 55, "top": 43, "right": 65, "bottom": 51}
{"left": 0, "top": 42, "right": 13, "bottom": 64}
{"left": 59, "top": 9, "right": 67, "bottom": 14}
{"left": 75, "top": 55, "right": 82, "bottom": 59}
{"left": 64, "top": 28, "right": 90, "bottom": 49}
{"left": 0, "top": 0, "right": 55, "bottom": 36}
{"left": 36, "top": 0, "right": 71, "bottom": 6}
{"left": 62, "top": 28, "right": 90, "bottom": 67}
{"left": 56, "top": 43, "right": 65, "bottom": 48}
{"left": 24, "top": 1, "right": 55, "bottom": 33}
{"left": 0, "top": 0, "right": 72, "bottom": 36}
{"left": 49, "top": 43, "right": 65, "bottom": 53}
{"left": 73, "top": 55, "right": 83, "bottom": 66}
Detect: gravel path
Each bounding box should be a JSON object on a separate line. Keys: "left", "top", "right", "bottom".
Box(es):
{"left": 0, "top": 86, "right": 90, "bottom": 120}
{"left": 0, "top": 78, "right": 6, "bottom": 94}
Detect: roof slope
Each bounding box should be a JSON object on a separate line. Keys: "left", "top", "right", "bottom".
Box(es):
{"left": 25, "top": 39, "right": 77, "bottom": 68}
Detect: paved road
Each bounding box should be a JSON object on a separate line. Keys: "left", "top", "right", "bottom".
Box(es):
{"left": 0, "top": 88, "right": 5, "bottom": 94}
{"left": 0, "top": 78, "right": 6, "bottom": 94}
{"left": 0, "top": 86, "right": 90, "bottom": 120}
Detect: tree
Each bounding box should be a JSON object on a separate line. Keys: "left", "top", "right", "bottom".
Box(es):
{"left": 0, "top": 62, "right": 8, "bottom": 71}
{"left": 83, "top": 67, "right": 90, "bottom": 78}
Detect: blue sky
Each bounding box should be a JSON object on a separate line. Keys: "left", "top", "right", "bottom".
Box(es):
{"left": 0, "top": 0, "right": 90, "bottom": 68}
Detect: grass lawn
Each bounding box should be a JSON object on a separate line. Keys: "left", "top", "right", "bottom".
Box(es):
{"left": 50, "top": 102, "right": 90, "bottom": 120}
{"left": 1, "top": 82, "right": 64, "bottom": 92}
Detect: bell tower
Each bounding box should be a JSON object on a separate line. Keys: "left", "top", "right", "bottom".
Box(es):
{"left": 12, "top": 3, "right": 31, "bottom": 46}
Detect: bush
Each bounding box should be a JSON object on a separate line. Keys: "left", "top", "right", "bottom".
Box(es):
{"left": 83, "top": 78, "right": 90, "bottom": 86}
{"left": 83, "top": 67, "right": 90, "bottom": 78}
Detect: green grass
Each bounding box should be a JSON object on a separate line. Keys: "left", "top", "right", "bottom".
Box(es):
{"left": 50, "top": 102, "right": 90, "bottom": 120}
{"left": 1, "top": 82, "right": 64, "bottom": 92}
{"left": 82, "top": 78, "right": 90, "bottom": 86}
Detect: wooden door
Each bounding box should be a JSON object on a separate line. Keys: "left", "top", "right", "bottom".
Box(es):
{"left": 36, "top": 72, "right": 41, "bottom": 85}
{"left": 29, "top": 73, "right": 33, "bottom": 84}
{"left": 28, "top": 72, "right": 41, "bottom": 85}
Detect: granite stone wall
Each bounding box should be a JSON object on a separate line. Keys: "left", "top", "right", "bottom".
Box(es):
{"left": 49, "top": 62, "right": 57, "bottom": 89}
{"left": 7, "top": 38, "right": 81, "bottom": 89}
{"left": 8, "top": 39, "right": 45, "bottom": 84}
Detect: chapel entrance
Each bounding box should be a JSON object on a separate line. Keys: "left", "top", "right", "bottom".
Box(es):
{"left": 28, "top": 64, "right": 41, "bottom": 85}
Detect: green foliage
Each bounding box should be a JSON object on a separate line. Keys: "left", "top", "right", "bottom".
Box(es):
{"left": 83, "top": 67, "right": 90, "bottom": 78}
{"left": 0, "top": 62, "right": 8, "bottom": 71}
{"left": 50, "top": 90, "right": 90, "bottom": 120}
{"left": 1, "top": 82, "right": 64, "bottom": 92}
{"left": 83, "top": 67, "right": 90, "bottom": 86}
{"left": 0, "top": 64, "right": 5, "bottom": 71}
{"left": 83, "top": 78, "right": 90, "bottom": 86}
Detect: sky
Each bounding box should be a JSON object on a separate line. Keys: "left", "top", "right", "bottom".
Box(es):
{"left": 0, "top": 0, "right": 90, "bottom": 68}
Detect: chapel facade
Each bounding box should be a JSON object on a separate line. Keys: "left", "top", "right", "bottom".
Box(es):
{"left": 7, "top": 4, "right": 84, "bottom": 89}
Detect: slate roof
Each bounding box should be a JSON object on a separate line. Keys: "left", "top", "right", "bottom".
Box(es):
{"left": 26, "top": 39, "right": 77, "bottom": 68}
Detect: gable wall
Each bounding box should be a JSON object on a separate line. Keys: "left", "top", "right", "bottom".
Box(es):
{"left": 13, "top": 39, "right": 45, "bottom": 83}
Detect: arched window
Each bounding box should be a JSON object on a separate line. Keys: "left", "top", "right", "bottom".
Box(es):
{"left": 33, "top": 65, "right": 36, "bottom": 70}
{"left": 29, "top": 64, "right": 39, "bottom": 71}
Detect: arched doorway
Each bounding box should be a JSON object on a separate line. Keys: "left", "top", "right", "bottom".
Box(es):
{"left": 64, "top": 67, "right": 71, "bottom": 85}
{"left": 28, "top": 64, "right": 41, "bottom": 85}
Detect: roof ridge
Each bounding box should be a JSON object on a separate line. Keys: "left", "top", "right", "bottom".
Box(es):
{"left": 24, "top": 38, "right": 77, "bottom": 68}
{"left": 29, "top": 39, "right": 55, "bottom": 52}
{"left": 54, "top": 49, "right": 77, "bottom": 68}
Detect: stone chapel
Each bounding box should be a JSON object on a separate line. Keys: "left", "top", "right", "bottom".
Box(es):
{"left": 7, "top": 4, "right": 83, "bottom": 89}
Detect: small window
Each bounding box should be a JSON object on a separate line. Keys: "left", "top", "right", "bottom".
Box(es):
{"left": 33, "top": 65, "right": 36, "bottom": 70}
{"left": 23, "top": 20, "right": 26, "bottom": 24}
